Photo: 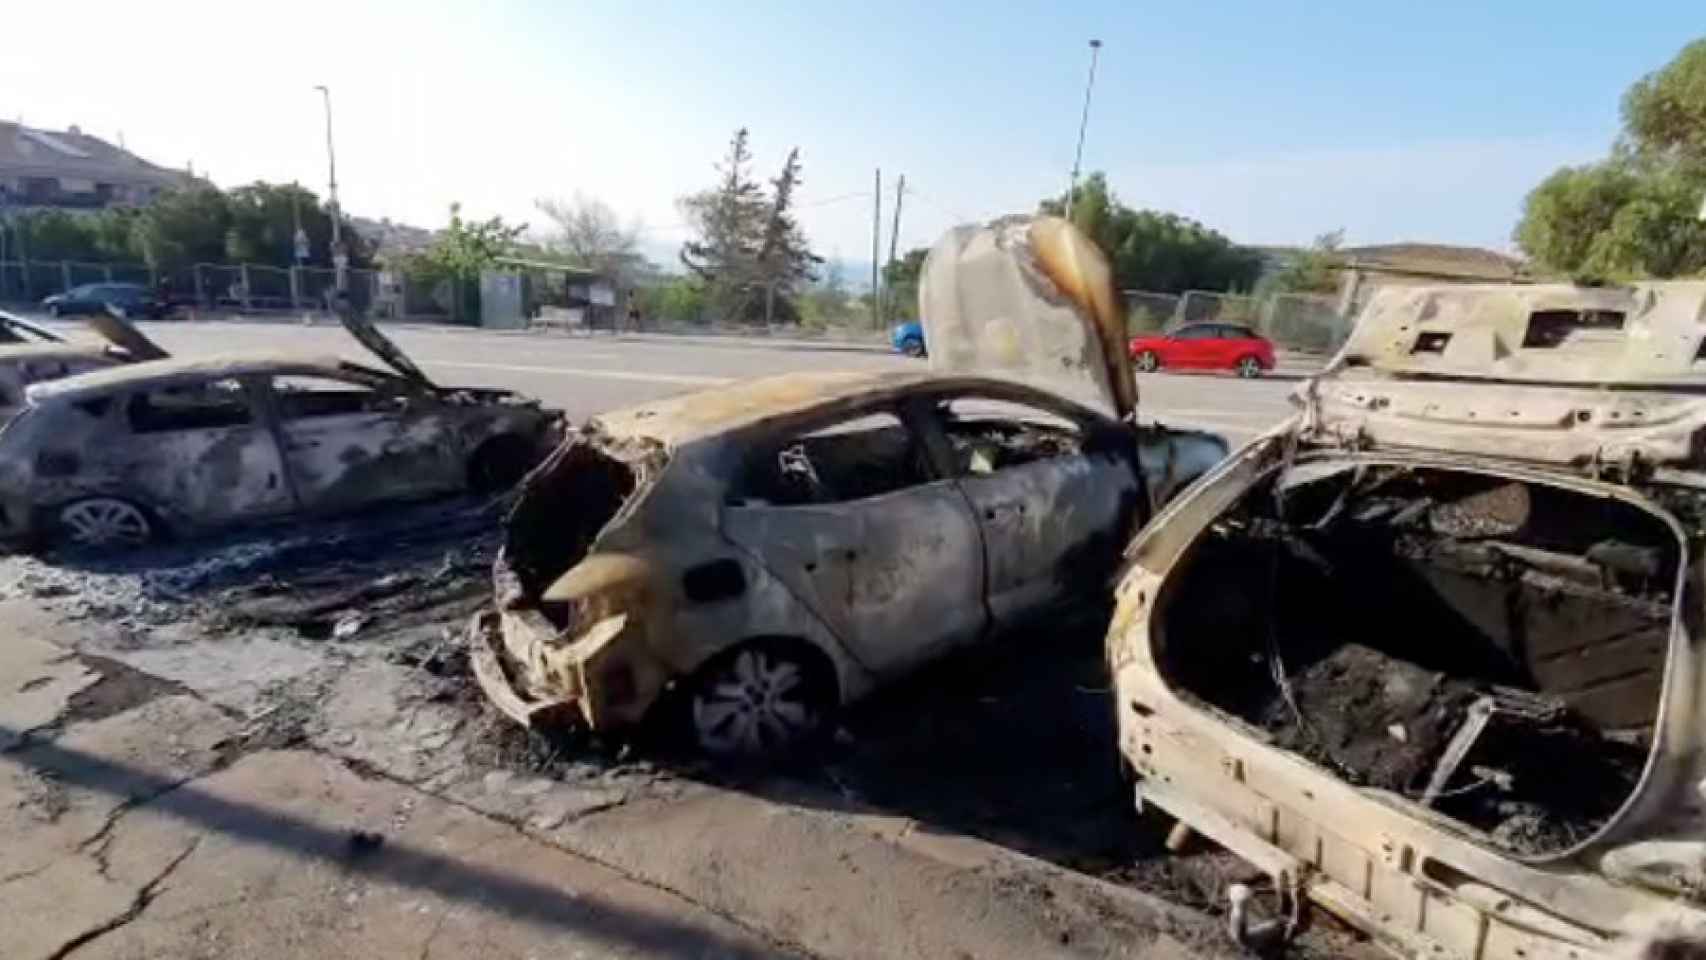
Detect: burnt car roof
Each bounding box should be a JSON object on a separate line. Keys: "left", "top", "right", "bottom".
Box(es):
{"left": 591, "top": 369, "right": 1114, "bottom": 447}
{"left": 24, "top": 353, "right": 388, "bottom": 404}
{"left": 1335, "top": 280, "right": 1706, "bottom": 385}
{"left": 0, "top": 342, "right": 113, "bottom": 363}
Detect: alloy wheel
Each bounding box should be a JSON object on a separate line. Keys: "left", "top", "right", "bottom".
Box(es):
{"left": 57, "top": 498, "right": 151, "bottom": 547}
{"left": 691, "top": 647, "right": 826, "bottom": 757}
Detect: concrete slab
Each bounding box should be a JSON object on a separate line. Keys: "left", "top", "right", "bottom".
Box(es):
{"left": 0, "top": 599, "right": 96, "bottom": 748}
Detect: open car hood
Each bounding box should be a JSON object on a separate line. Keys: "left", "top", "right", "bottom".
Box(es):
{"left": 0, "top": 310, "right": 65, "bottom": 345}
{"left": 86, "top": 308, "right": 170, "bottom": 362}
{"left": 336, "top": 304, "right": 434, "bottom": 386}
{"left": 919, "top": 215, "right": 1136, "bottom": 421}
{"left": 1304, "top": 280, "right": 1706, "bottom": 470}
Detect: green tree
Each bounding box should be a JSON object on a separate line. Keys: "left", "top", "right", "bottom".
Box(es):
{"left": 1516, "top": 38, "right": 1706, "bottom": 280}
{"left": 881, "top": 247, "right": 929, "bottom": 320}
{"left": 1040, "top": 173, "right": 1263, "bottom": 294}
{"left": 533, "top": 193, "right": 649, "bottom": 286}
{"left": 14, "top": 210, "right": 101, "bottom": 261}
{"left": 133, "top": 187, "right": 231, "bottom": 269}
{"left": 223, "top": 182, "right": 366, "bottom": 268}
{"left": 407, "top": 203, "right": 525, "bottom": 323}
{"left": 679, "top": 129, "right": 819, "bottom": 324}
{"left": 1261, "top": 230, "right": 1346, "bottom": 295}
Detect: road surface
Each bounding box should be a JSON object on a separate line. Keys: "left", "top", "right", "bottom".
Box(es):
{"left": 34, "top": 315, "right": 1302, "bottom": 443}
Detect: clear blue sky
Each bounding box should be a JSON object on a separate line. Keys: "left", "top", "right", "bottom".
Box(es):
{"left": 4, "top": 2, "right": 1699, "bottom": 264}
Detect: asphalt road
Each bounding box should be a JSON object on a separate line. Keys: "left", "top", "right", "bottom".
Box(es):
{"left": 38, "top": 316, "right": 1302, "bottom": 443}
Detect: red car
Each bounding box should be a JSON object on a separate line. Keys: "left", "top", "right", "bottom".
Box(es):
{"left": 1127, "top": 322, "right": 1275, "bottom": 378}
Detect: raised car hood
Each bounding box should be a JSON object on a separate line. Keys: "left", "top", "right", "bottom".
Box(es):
{"left": 85, "top": 310, "right": 169, "bottom": 362}
{"left": 0, "top": 310, "right": 64, "bottom": 345}
{"left": 336, "top": 304, "right": 434, "bottom": 386}
{"left": 1303, "top": 281, "right": 1706, "bottom": 470}
{"left": 919, "top": 215, "right": 1136, "bottom": 421}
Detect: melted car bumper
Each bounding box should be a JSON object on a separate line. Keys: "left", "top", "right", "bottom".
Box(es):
{"left": 468, "top": 603, "right": 667, "bottom": 732}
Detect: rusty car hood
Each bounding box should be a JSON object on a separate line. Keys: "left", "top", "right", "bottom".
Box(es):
{"left": 919, "top": 215, "right": 1136, "bottom": 422}
{"left": 335, "top": 304, "right": 434, "bottom": 386}
{"left": 84, "top": 309, "right": 170, "bottom": 362}
{"left": 0, "top": 310, "right": 65, "bottom": 345}
{"left": 1301, "top": 281, "right": 1706, "bottom": 471}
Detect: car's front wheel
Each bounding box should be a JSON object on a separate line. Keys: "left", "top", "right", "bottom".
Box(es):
{"left": 686, "top": 640, "right": 836, "bottom": 759}
{"left": 54, "top": 497, "right": 154, "bottom": 549}
{"left": 1134, "top": 349, "right": 1161, "bottom": 372}
{"left": 901, "top": 338, "right": 925, "bottom": 358}
{"left": 1234, "top": 355, "right": 1263, "bottom": 378}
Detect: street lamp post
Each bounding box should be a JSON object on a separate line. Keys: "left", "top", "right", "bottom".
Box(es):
{"left": 1066, "top": 38, "right": 1103, "bottom": 222}
{"left": 313, "top": 84, "right": 346, "bottom": 298}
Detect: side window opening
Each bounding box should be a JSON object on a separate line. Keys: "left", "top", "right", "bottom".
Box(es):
{"left": 1522, "top": 309, "right": 1625, "bottom": 348}
{"left": 272, "top": 375, "right": 400, "bottom": 420}
{"left": 936, "top": 397, "right": 1085, "bottom": 475}
{"left": 739, "top": 411, "right": 931, "bottom": 506}
{"left": 127, "top": 378, "right": 253, "bottom": 433}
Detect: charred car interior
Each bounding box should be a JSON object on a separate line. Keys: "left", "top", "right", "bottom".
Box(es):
{"left": 1158, "top": 462, "right": 1674, "bottom": 857}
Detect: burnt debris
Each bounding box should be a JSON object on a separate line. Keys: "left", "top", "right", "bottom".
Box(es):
{"left": 1161, "top": 465, "right": 1673, "bottom": 856}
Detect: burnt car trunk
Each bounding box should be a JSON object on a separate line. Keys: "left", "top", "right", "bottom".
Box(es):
{"left": 1153, "top": 461, "right": 1680, "bottom": 858}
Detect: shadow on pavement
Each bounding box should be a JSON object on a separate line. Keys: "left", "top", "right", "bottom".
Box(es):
{"left": 0, "top": 727, "right": 786, "bottom": 959}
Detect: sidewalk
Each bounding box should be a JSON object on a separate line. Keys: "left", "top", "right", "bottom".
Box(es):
{"left": 0, "top": 596, "right": 1232, "bottom": 960}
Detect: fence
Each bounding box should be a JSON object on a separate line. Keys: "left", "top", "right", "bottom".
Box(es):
{"left": 0, "top": 259, "right": 425, "bottom": 320}
{"left": 1124, "top": 287, "right": 1349, "bottom": 354}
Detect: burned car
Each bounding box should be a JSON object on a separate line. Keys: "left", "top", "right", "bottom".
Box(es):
{"left": 471, "top": 215, "right": 1228, "bottom": 756}
{"left": 1110, "top": 281, "right": 1706, "bottom": 956}
{"left": 0, "top": 309, "right": 134, "bottom": 421}
{"left": 0, "top": 312, "right": 557, "bottom": 548}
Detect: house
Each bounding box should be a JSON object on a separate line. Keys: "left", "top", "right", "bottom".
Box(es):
{"left": 0, "top": 122, "right": 198, "bottom": 210}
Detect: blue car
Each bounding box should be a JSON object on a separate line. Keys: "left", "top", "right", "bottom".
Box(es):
{"left": 891, "top": 320, "right": 925, "bottom": 357}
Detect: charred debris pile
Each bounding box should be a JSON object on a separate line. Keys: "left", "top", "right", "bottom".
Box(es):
{"left": 1160, "top": 464, "right": 1678, "bottom": 855}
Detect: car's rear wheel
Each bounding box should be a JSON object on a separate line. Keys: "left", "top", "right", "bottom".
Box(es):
{"left": 686, "top": 640, "right": 836, "bottom": 759}
{"left": 901, "top": 338, "right": 925, "bottom": 358}
{"left": 54, "top": 498, "right": 153, "bottom": 548}
{"left": 1234, "top": 355, "right": 1262, "bottom": 378}
{"left": 1134, "top": 349, "right": 1161, "bottom": 372}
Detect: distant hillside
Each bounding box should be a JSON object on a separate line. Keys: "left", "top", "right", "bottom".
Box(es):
{"left": 351, "top": 216, "right": 438, "bottom": 261}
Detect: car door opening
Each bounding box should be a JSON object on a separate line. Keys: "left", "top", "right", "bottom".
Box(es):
{"left": 1152, "top": 462, "right": 1679, "bottom": 857}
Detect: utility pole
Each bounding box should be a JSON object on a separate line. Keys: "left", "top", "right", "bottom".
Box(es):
{"left": 886, "top": 175, "right": 905, "bottom": 323}
{"left": 871, "top": 168, "right": 882, "bottom": 328}
{"left": 1066, "top": 39, "right": 1103, "bottom": 220}
{"left": 314, "top": 85, "right": 346, "bottom": 298}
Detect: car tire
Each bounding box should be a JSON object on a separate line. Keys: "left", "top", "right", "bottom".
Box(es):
{"left": 684, "top": 640, "right": 837, "bottom": 759}
{"left": 468, "top": 434, "right": 538, "bottom": 493}
{"left": 53, "top": 497, "right": 154, "bottom": 549}
{"left": 901, "top": 338, "right": 925, "bottom": 358}
{"left": 1235, "top": 355, "right": 1262, "bottom": 378}
{"left": 1134, "top": 349, "right": 1161, "bottom": 373}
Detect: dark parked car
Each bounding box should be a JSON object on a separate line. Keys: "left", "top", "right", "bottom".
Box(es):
{"left": 42, "top": 283, "right": 170, "bottom": 320}
{"left": 1127, "top": 322, "right": 1275, "bottom": 377}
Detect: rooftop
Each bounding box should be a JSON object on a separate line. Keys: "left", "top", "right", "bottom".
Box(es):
{"left": 0, "top": 121, "right": 197, "bottom": 192}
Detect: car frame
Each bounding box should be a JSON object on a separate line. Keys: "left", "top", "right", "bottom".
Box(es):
{"left": 471, "top": 215, "right": 1229, "bottom": 756}
{"left": 1128, "top": 322, "right": 1276, "bottom": 378}
{"left": 1109, "top": 281, "right": 1706, "bottom": 957}
{"left": 0, "top": 314, "right": 559, "bottom": 549}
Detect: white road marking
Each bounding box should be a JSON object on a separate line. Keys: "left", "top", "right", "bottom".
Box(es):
{"left": 421, "top": 359, "right": 733, "bottom": 386}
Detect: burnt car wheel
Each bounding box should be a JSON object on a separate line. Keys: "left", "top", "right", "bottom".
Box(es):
{"left": 688, "top": 642, "right": 835, "bottom": 758}
{"left": 1134, "top": 350, "right": 1161, "bottom": 372}
{"left": 55, "top": 498, "right": 153, "bottom": 548}
{"left": 1235, "top": 355, "right": 1263, "bottom": 378}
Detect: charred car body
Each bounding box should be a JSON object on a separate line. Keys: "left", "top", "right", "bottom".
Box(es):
{"left": 0, "top": 310, "right": 133, "bottom": 421}
{"left": 472, "top": 216, "right": 1228, "bottom": 756}
{"left": 0, "top": 311, "right": 557, "bottom": 548}
{"left": 1111, "top": 281, "right": 1706, "bottom": 956}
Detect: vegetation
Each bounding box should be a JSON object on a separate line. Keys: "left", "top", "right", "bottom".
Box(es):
{"left": 3, "top": 182, "right": 368, "bottom": 271}
{"left": 1260, "top": 230, "right": 1345, "bottom": 295}
{"left": 881, "top": 248, "right": 929, "bottom": 322}
{"left": 396, "top": 203, "right": 525, "bottom": 323}
{"left": 1039, "top": 172, "right": 1263, "bottom": 294}
{"left": 678, "top": 128, "right": 821, "bottom": 324}
{"left": 1515, "top": 38, "right": 1706, "bottom": 281}
{"left": 533, "top": 193, "right": 650, "bottom": 288}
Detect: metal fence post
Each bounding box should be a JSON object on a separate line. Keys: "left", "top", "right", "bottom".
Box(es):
{"left": 103, "top": 265, "right": 113, "bottom": 282}
{"left": 239, "top": 264, "right": 252, "bottom": 312}
{"left": 60, "top": 261, "right": 71, "bottom": 293}
{"left": 193, "top": 264, "right": 206, "bottom": 306}
{"left": 289, "top": 267, "right": 302, "bottom": 309}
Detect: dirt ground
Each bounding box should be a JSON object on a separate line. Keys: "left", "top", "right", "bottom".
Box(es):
{"left": 0, "top": 495, "right": 1379, "bottom": 959}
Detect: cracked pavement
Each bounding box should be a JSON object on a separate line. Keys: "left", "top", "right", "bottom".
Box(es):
{"left": 0, "top": 497, "right": 1354, "bottom": 959}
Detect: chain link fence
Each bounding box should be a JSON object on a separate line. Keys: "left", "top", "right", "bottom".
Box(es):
{"left": 0, "top": 259, "right": 389, "bottom": 317}
{"left": 1125, "top": 287, "right": 1349, "bottom": 354}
